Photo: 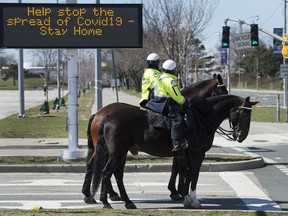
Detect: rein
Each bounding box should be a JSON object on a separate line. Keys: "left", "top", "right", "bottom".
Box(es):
{"left": 216, "top": 125, "right": 236, "bottom": 141}
{"left": 195, "top": 109, "right": 236, "bottom": 141}
{"left": 195, "top": 104, "right": 251, "bottom": 141}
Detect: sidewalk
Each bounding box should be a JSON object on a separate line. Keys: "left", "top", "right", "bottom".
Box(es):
{"left": 0, "top": 137, "right": 264, "bottom": 172}
{"left": 2, "top": 88, "right": 284, "bottom": 172}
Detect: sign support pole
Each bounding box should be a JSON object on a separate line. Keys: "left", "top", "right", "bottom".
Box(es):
{"left": 61, "top": 0, "right": 85, "bottom": 161}
{"left": 94, "top": 0, "right": 102, "bottom": 112}
{"left": 18, "top": 0, "right": 25, "bottom": 118}
{"left": 61, "top": 50, "right": 85, "bottom": 161}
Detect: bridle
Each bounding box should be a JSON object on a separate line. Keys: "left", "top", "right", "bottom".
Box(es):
{"left": 217, "top": 105, "right": 252, "bottom": 141}
{"left": 213, "top": 83, "right": 227, "bottom": 96}
{"left": 196, "top": 104, "right": 252, "bottom": 141}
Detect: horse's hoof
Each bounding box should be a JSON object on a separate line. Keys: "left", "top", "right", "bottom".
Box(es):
{"left": 191, "top": 203, "right": 203, "bottom": 209}
{"left": 103, "top": 204, "right": 113, "bottom": 209}
{"left": 84, "top": 196, "right": 97, "bottom": 204}
{"left": 125, "top": 202, "right": 137, "bottom": 209}
{"left": 183, "top": 195, "right": 192, "bottom": 208}
{"left": 170, "top": 194, "right": 183, "bottom": 201}
{"left": 109, "top": 194, "right": 122, "bottom": 201}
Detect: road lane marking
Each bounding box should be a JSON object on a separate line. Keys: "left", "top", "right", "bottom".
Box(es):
{"left": 233, "top": 147, "right": 288, "bottom": 177}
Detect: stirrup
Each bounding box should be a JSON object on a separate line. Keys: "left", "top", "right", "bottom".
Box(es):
{"left": 172, "top": 140, "right": 188, "bottom": 152}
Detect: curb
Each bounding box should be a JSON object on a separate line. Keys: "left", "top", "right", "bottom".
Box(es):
{"left": 0, "top": 157, "right": 265, "bottom": 173}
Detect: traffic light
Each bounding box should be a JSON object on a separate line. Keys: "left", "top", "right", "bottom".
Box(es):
{"left": 250, "top": 24, "right": 259, "bottom": 46}
{"left": 282, "top": 35, "right": 288, "bottom": 57}
{"left": 222, "top": 26, "right": 230, "bottom": 48}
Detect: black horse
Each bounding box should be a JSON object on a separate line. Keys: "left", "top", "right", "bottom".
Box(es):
{"left": 91, "top": 94, "right": 258, "bottom": 209}
{"left": 82, "top": 75, "right": 228, "bottom": 204}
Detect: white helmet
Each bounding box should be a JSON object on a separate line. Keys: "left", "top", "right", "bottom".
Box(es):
{"left": 162, "top": 60, "right": 176, "bottom": 71}
{"left": 147, "top": 53, "right": 160, "bottom": 61}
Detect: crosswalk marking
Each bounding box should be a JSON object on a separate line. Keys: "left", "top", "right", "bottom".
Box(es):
{"left": 219, "top": 172, "right": 281, "bottom": 211}
{"left": 0, "top": 172, "right": 282, "bottom": 211}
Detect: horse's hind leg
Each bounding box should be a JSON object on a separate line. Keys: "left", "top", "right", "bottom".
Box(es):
{"left": 100, "top": 155, "right": 125, "bottom": 209}
{"left": 113, "top": 155, "right": 136, "bottom": 209}
{"left": 82, "top": 149, "right": 96, "bottom": 204}
{"left": 108, "top": 177, "right": 121, "bottom": 201}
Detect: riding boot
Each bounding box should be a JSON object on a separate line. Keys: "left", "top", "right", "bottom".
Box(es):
{"left": 172, "top": 139, "right": 188, "bottom": 152}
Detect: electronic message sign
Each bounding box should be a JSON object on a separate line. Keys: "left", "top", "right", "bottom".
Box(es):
{"left": 0, "top": 3, "right": 142, "bottom": 48}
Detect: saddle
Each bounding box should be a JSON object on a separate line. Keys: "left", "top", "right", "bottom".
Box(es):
{"left": 147, "top": 111, "right": 171, "bottom": 129}
{"left": 146, "top": 108, "right": 195, "bottom": 131}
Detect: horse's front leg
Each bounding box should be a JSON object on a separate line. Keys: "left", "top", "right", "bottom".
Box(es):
{"left": 183, "top": 152, "right": 204, "bottom": 209}
{"left": 168, "top": 156, "right": 182, "bottom": 201}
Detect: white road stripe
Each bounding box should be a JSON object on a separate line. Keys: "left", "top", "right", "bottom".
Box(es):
{"left": 219, "top": 172, "right": 281, "bottom": 211}
{"left": 233, "top": 147, "right": 288, "bottom": 176}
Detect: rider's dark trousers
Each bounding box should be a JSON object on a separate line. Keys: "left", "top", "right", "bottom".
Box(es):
{"left": 166, "top": 101, "right": 185, "bottom": 141}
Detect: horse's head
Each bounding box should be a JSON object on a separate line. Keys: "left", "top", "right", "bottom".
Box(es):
{"left": 212, "top": 74, "right": 228, "bottom": 96}
{"left": 229, "top": 97, "right": 259, "bottom": 143}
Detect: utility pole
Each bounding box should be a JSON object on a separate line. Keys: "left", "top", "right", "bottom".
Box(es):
{"left": 284, "top": 0, "right": 288, "bottom": 121}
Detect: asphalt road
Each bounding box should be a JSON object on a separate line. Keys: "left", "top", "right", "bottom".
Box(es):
{"left": 0, "top": 172, "right": 282, "bottom": 211}
{"left": 232, "top": 89, "right": 284, "bottom": 107}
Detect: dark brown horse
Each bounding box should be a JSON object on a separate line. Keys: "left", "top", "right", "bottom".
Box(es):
{"left": 82, "top": 75, "right": 228, "bottom": 203}
{"left": 91, "top": 95, "right": 258, "bottom": 209}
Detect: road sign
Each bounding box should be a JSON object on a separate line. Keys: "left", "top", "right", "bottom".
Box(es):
{"left": 220, "top": 48, "right": 227, "bottom": 65}
{"left": 0, "top": 3, "right": 142, "bottom": 48}
{"left": 273, "top": 28, "right": 283, "bottom": 54}
{"left": 280, "top": 64, "right": 288, "bottom": 78}
{"left": 234, "top": 32, "right": 251, "bottom": 50}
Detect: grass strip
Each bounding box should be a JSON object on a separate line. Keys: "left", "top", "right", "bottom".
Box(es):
{"left": 0, "top": 154, "right": 252, "bottom": 165}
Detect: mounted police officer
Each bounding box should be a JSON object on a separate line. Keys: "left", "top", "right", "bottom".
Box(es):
{"left": 146, "top": 60, "right": 190, "bottom": 152}
{"left": 139, "top": 53, "right": 161, "bottom": 108}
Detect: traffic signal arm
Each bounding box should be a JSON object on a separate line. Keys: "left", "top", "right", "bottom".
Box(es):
{"left": 259, "top": 27, "right": 288, "bottom": 45}
{"left": 258, "top": 27, "right": 288, "bottom": 57}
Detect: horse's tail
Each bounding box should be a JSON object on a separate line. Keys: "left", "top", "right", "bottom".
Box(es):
{"left": 91, "top": 114, "right": 110, "bottom": 196}
{"left": 86, "top": 114, "right": 96, "bottom": 163}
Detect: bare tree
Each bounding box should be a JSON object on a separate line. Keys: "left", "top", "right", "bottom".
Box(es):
{"left": 0, "top": 50, "right": 16, "bottom": 67}
{"left": 78, "top": 49, "right": 95, "bottom": 90}
{"left": 144, "top": 0, "right": 219, "bottom": 85}
{"left": 0, "top": 51, "right": 17, "bottom": 83}
{"left": 32, "top": 49, "right": 57, "bottom": 81}
{"left": 116, "top": 48, "right": 147, "bottom": 92}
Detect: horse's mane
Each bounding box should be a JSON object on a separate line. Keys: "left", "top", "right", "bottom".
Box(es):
{"left": 194, "top": 94, "right": 244, "bottom": 110}
{"left": 181, "top": 79, "right": 215, "bottom": 94}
